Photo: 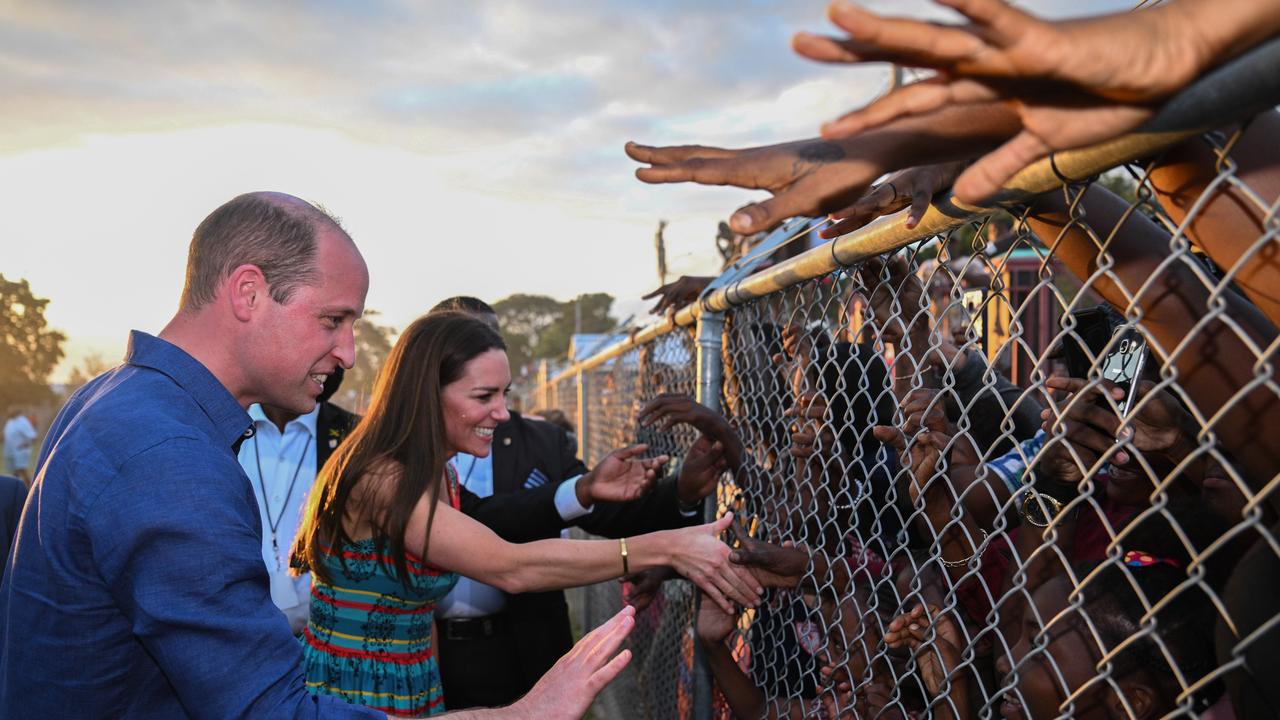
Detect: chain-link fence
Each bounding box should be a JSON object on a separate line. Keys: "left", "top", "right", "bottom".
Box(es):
{"left": 526, "top": 39, "right": 1280, "bottom": 720}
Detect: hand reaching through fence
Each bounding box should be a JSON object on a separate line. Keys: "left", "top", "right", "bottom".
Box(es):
{"left": 666, "top": 513, "right": 764, "bottom": 613}
{"left": 643, "top": 275, "right": 715, "bottom": 316}
{"left": 677, "top": 433, "right": 729, "bottom": 506}
{"left": 1024, "top": 184, "right": 1280, "bottom": 517}
{"left": 821, "top": 161, "right": 967, "bottom": 238}
{"left": 620, "top": 567, "right": 676, "bottom": 611}
{"left": 796, "top": 0, "right": 1280, "bottom": 202}
{"left": 884, "top": 603, "right": 972, "bottom": 720}
{"left": 637, "top": 393, "right": 745, "bottom": 473}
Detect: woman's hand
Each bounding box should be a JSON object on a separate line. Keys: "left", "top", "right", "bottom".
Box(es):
{"left": 872, "top": 424, "right": 948, "bottom": 508}
{"left": 666, "top": 513, "right": 764, "bottom": 614}
{"left": 578, "top": 444, "right": 669, "bottom": 506}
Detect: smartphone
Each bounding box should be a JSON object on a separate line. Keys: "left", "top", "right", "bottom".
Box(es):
{"left": 1097, "top": 327, "right": 1149, "bottom": 416}
{"left": 1062, "top": 305, "right": 1123, "bottom": 379}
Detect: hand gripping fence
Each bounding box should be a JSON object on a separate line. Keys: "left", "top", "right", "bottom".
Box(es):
{"left": 520, "top": 37, "right": 1280, "bottom": 720}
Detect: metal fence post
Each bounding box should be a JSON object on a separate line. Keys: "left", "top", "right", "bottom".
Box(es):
{"left": 692, "top": 308, "right": 724, "bottom": 720}
{"left": 576, "top": 369, "right": 591, "bottom": 467}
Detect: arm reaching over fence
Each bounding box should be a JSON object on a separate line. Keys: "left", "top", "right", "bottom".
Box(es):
{"left": 796, "top": 0, "right": 1280, "bottom": 202}
{"left": 625, "top": 102, "right": 1019, "bottom": 235}
{"left": 1148, "top": 111, "right": 1280, "bottom": 326}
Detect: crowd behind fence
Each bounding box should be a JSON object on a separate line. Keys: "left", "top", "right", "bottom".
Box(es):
{"left": 519, "top": 39, "right": 1280, "bottom": 720}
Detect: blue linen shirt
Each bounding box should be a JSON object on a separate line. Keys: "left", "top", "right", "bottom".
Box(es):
{"left": 0, "top": 331, "right": 380, "bottom": 719}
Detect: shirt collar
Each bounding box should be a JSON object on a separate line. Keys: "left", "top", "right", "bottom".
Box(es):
{"left": 125, "top": 330, "right": 252, "bottom": 450}
{"left": 248, "top": 403, "right": 319, "bottom": 438}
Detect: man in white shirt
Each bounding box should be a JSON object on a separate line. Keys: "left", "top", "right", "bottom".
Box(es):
{"left": 3, "top": 408, "right": 38, "bottom": 484}
{"left": 237, "top": 370, "right": 356, "bottom": 634}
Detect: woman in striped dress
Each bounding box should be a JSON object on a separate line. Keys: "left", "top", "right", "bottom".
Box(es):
{"left": 295, "top": 311, "right": 762, "bottom": 716}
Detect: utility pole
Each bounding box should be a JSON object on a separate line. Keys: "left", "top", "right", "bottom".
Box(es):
{"left": 654, "top": 219, "right": 668, "bottom": 286}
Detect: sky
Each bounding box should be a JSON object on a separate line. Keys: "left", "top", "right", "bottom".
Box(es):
{"left": 0, "top": 0, "right": 1130, "bottom": 381}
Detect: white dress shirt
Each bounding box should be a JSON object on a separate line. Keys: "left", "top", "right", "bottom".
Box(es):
{"left": 237, "top": 403, "right": 319, "bottom": 633}
{"left": 437, "top": 451, "right": 592, "bottom": 619}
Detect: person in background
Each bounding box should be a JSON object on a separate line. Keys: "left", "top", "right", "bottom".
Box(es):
{"left": 3, "top": 407, "right": 37, "bottom": 485}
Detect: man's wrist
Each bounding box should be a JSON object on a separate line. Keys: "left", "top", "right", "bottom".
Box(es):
{"left": 575, "top": 471, "right": 593, "bottom": 507}
{"left": 556, "top": 476, "right": 593, "bottom": 521}
{"left": 677, "top": 492, "right": 703, "bottom": 517}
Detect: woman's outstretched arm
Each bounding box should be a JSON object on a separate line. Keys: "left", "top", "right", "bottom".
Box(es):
{"left": 416, "top": 499, "right": 763, "bottom": 613}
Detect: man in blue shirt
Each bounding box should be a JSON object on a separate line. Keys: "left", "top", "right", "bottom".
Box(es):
{"left": 0, "top": 192, "right": 635, "bottom": 719}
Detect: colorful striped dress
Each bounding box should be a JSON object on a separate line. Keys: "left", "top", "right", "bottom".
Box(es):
{"left": 302, "top": 468, "right": 462, "bottom": 717}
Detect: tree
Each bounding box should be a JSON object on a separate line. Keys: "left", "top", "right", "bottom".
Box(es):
{"left": 533, "top": 293, "right": 616, "bottom": 360}
{"left": 62, "top": 352, "right": 114, "bottom": 399}
{"left": 492, "top": 294, "right": 565, "bottom": 371}
{"left": 0, "top": 275, "right": 66, "bottom": 411}
{"left": 492, "top": 293, "right": 616, "bottom": 371}
{"left": 341, "top": 309, "right": 397, "bottom": 412}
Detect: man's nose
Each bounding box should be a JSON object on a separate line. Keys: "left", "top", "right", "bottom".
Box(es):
{"left": 333, "top": 327, "right": 357, "bottom": 370}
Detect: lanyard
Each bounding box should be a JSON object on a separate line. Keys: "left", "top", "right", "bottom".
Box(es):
{"left": 252, "top": 431, "right": 313, "bottom": 569}
{"left": 459, "top": 454, "right": 479, "bottom": 489}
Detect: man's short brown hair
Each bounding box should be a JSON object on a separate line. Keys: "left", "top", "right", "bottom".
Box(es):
{"left": 180, "top": 193, "right": 338, "bottom": 310}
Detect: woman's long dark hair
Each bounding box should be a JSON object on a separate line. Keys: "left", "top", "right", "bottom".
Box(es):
{"left": 295, "top": 311, "right": 505, "bottom": 589}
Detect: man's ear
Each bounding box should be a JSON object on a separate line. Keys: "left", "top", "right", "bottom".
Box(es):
{"left": 227, "top": 263, "right": 267, "bottom": 322}
{"left": 1109, "top": 679, "right": 1158, "bottom": 720}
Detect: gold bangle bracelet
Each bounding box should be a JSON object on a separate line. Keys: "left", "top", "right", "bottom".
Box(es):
{"left": 620, "top": 537, "right": 629, "bottom": 576}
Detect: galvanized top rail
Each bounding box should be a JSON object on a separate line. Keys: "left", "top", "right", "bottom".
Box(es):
{"left": 548, "top": 37, "right": 1280, "bottom": 384}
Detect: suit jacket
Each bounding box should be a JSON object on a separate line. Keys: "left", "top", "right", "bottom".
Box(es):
{"left": 316, "top": 402, "right": 359, "bottom": 471}
{"left": 459, "top": 411, "right": 699, "bottom": 690}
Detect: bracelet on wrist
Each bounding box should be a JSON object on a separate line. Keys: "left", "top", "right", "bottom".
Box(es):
{"left": 941, "top": 529, "right": 989, "bottom": 568}
{"left": 619, "top": 537, "right": 630, "bottom": 575}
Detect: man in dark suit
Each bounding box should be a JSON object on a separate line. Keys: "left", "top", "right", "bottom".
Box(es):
{"left": 430, "top": 297, "right": 723, "bottom": 709}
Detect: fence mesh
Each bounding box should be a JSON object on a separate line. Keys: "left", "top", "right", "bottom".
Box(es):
{"left": 531, "top": 110, "right": 1279, "bottom": 719}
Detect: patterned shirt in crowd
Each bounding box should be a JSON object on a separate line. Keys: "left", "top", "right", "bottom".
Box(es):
{"left": 0, "top": 330, "right": 378, "bottom": 719}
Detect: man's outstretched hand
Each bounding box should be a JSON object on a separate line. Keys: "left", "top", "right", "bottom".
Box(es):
{"left": 578, "top": 444, "right": 669, "bottom": 506}
{"left": 507, "top": 605, "right": 636, "bottom": 719}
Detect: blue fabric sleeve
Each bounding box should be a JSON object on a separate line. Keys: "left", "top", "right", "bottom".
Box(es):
{"left": 86, "top": 437, "right": 381, "bottom": 719}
